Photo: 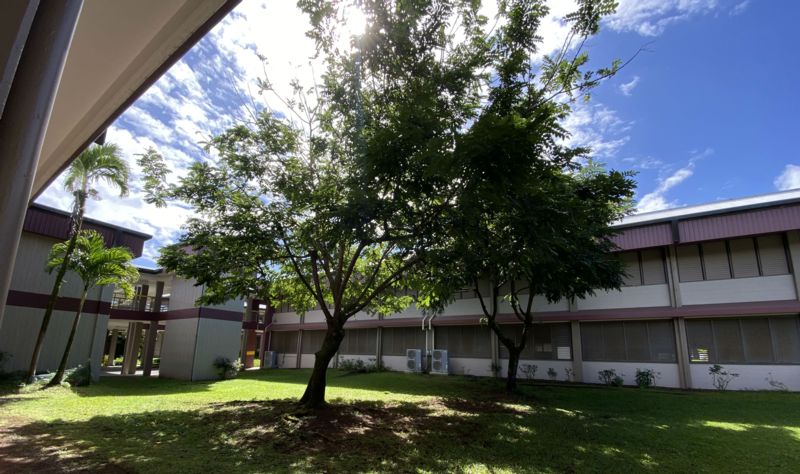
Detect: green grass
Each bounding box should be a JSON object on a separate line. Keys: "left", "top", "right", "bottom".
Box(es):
{"left": 1, "top": 370, "right": 798, "bottom": 473}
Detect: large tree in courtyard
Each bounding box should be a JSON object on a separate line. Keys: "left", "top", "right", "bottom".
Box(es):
{"left": 417, "top": 0, "right": 635, "bottom": 394}
{"left": 155, "top": 0, "right": 632, "bottom": 407}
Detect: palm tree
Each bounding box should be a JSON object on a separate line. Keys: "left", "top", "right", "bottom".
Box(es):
{"left": 26, "top": 143, "right": 129, "bottom": 383}
{"left": 46, "top": 231, "right": 139, "bottom": 386}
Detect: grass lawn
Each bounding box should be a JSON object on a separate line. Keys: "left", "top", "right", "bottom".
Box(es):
{"left": 1, "top": 369, "right": 798, "bottom": 473}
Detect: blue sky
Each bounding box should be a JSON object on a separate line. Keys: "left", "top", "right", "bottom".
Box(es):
{"left": 35, "top": 0, "right": 800, "bottom": 267}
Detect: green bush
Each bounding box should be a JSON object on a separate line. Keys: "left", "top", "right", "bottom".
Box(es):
{"left": 598, "top": 369, "right": 624, "bottom": 387}
{"left": 213, "top": 357, "right": 242, "bottom": 379}
{"left": 65, "top": 361, "right": 92, "bottom": 387}
{"left": 635, "top": 368, "right": 659, "bottom": 388}
{"left": 339, "top": 358, "right": 381, "bottom": 374}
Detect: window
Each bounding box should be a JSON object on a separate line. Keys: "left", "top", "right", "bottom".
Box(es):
{"left": 677, "top": 234, "right": 790, "bottom": 282}
{"left": 436, "top": 325, "right": 492, "bottom": 358}
{"left": 686, "top": 316, "right": 800, "bottom": 364}
{"left": 270, "top": 331, "right": 298, "bottom": 354}
{"left": 581, "top": 320, "right": 677, "bottom": 362}
{"left": 382, "top": 327, "right": 426, "bottom": 356}
{"left": 340, "top": 329, "right": 377, "bottom": 355}
{"left": 619, "top": 249, "right": 667, "bottom": 286}
{"left": 301, "top": 330, "right": 326, "bottom": 354}
{"left": 498, "top": 323, "right": 572, "bottom": 360}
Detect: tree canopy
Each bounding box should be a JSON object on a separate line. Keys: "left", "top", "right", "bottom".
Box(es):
{"left": 152, "top": 0, "right": 635, "bottom": 407}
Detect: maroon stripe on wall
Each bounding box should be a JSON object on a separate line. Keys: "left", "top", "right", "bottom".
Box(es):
{"left": 679, "top": 204, "right": 800, "bottom": 243}
{"left": 611, "top": 223, "right": 673, "bottom": 250}
{"left": 7, "top": 290, "right": 110, "bottom": 314}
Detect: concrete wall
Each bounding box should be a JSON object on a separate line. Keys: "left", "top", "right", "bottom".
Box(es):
{"left": 689, "top": 364, "right": 800, "bottom": 391}
{"left": 576, "top": 284, "right": 671, "bottom": 310}
{"left": 447, "top": 357, "right": 493, "bottom": 377}
{"left": 1, "top": 232, "right": 110, "bottom": 380}
{"left": 680, "top": 275, "right": 796, "bottom": 305}
{"left": 159, "top": 318, "right": 199, "bottom": 380}
{"left": 168, "top": 277, "right": 204, "bottom": 311}
{"left": 381, "top": 355, "right": 409, "bottom": 372}
{"left": 500, "top": 359, "right": 574, "bottom": 382}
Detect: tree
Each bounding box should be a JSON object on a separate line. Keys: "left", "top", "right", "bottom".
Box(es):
{"left": 152, "top": 0, "right": 633, "bottom": 407}
{"left": 416, "top": 0, "right": 635, "bottom": 394}
{"left": 26, "top": 143, "right": 129, "bottom": 384}
{"left": 46, "top": 231, "right": 139, "bottom": 386}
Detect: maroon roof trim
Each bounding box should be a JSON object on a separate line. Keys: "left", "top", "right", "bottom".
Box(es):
{"left": 7, "top": 289, "right": 110, "bottom": 314}
{"left": 611, "top": 223, "right": 673, "bottom": 251}
{"left": 678, "top": 204, "right": 800, "bottom": 243}
{"left": 23, "top": 204, "right": 150, "bottom": 257}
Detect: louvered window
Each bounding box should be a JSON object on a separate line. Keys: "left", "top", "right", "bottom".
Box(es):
{"left": 271, "top": 331, "right": 298, "bottom": 354}
{"left": 701, "top": 241, "right": 731, "bottom": 280}
{"left": 686, "top": 316, "right": 800, "bottom": 364}
{"left": 580, "top": 320, "right": 677, "bottom": 362}
{"left": 620, "top": 251, "right": 642, "bottom": 286}
{"left": 436, "top": 325, "right": 491, "bottom": 358}
{"left": 678, "top": 234, "right": 790, "bottom": 282}
{"left": 498, "top": 323, "right": 572, "bottom": 360}
{"left": 340, "top": 329, "right": 377, "bottom": 355}
{"left": 301, "top": 330, "right": 326, "bottom": 354}
{"left": 677, "top": 244, "right": 704, "bottom": 282}
{"left": 382, "top": 327, "right": 426, "bottom": 356}
{"left": 620, "top": 249, "right": 667, "bottom": 286}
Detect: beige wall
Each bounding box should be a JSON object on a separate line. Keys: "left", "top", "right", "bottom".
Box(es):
{"left": 159, "top": 318, "right": 199, "bottom": 380}
{"left": 680, "top": 275, "right": 796, "bottom": 305}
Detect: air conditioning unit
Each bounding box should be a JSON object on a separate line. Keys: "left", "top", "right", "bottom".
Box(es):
{"left": 430, "top": 349, "right": 449, "bottom": 375}
{"left": 406, "top": 349, "right": 422, "bottom": 373}
{"left": 262, "top": 351, "right": 278, "bottom": 369}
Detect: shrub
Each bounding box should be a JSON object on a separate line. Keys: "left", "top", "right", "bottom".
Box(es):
{"left": 611, "top": 375, "right": 624, "bottom": 387}
{"left": 65, "top": 361, "right": 92, "bottom": 387}
{"left": 635, "top": 368, "right": 659, "bottom": 388}
{"left": 547, "top": 367, "right": 558, "bottom": 380}
{"left": 708, "top": 364, "right": 738, "bottom": 391}
{"left": 564, "top": 367, "right": 574, "bottom": 382}
{"left": 519, "top": 364, "right": 538, "bottom": 380}
{"left": 598, "top": 369, "right": 617, "bottom": 385}
{"left": 339, "top": 358, "right": 381, "bottom": 374}
{"left": 213, "top": 357, "right": 242, "bottom": 379}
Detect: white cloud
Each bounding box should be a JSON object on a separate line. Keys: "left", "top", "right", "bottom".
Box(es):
{"left": 619, "top": 76, "right": 640, "bottom": 96}
{"left": 774, "top": 164, "right": 800, "bottom": 191}
{"left": 637, "top": 166, "right": 694, "bottom": 212}
{"left": 636, "top": 148, "right": 713, "bottom": 212}
{"left": 563, "top": 103, "right": 632, "bottom": 159}
{"left": 607, "top": 0, "right": 719, "bottom": 36}
{"left": 731, "top": 1, "right": 750, "bottom": 15}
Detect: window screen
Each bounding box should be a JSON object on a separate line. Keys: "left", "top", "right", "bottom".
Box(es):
{"left": 701, "top": 241, "right": 731, "bottom": 280}
{"left": 498, "top": 324, "right": 572, "bottom": 360}
{"left": 620, "top": 252, "right": 642, "bottom": 286}
{"left": 677, "top": 244, "right": 704, "bottom": 282}
{"left": 340, "top": 328, "right": 377, "bottom": 355}
{"left": 271, "top": 331, "right": 298, "bottom": 354}
{"left": 641, "top": 248, "right": 667, "bottom": 285}
{"left": 757, "top": 235, "right": 789, "bottom": 276}
{"left": 382, "top": 327, "right": 426, "bottom": 356}
{"left": 436, "top": 325, "right": 491, "bottom": 358}
{"left": 686, "top": 316, "right": 800, "bottom": 364}
{"left": 301, "top": 330, "right": 326, "bottom": 354}
{"left": 729, "top": 238, "right": 759, "bottom": 278}
{"left": 580, "top": 320, "right": 677, "bottom": 362}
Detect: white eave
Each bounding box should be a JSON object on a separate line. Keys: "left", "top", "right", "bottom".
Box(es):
{"left": 29, "top": 0, "right": 239, "bottom": 197}
{"left": 616, "top": 188, "right": 800, "bottom": 228}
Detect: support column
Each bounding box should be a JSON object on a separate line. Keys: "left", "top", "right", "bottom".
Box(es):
{"left": 259, "top": 305, "right": 274, "bottom": 370}
{"left": 142, "top": 281, "right": 164, "bottom": 376}
{"left": 0, "top": 1, "right": 84, "bottom": 330}
{"left": 786, "top": 231, "right": 800, "bottom": 299}
{"left": 104, "top": 329, "right": 118, "bottom": 367}
{"left": 136, "top": 284, "right": 150, "bottom": 311}
{"left": 570, "top": 321, "right": 583, "bottom": 383}
{"left": 674, "top": 317, "right": 692, "bottom": 389}
{"left": 375, "top": 326, "right": 383, "bottom": 369}
{"left": 122, "top": 322, "right": 144, "bottom": 375}
{"left": 666, "top": 245, "right": 683, "bottom": 307}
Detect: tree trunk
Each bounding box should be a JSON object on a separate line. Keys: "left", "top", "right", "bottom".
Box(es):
{"left": 26, "top": 192, "right": 85, "bottom": 384}
{"left": 47, "top": 291, "right": 87, "bottom": 386}
{"left": 299, "top": 323, "right": 345, "bottom": 409}
{"left": 505, "top": 346, "right": 521, "bottom": 395}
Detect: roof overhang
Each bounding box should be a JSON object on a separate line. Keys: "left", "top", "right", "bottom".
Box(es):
{"left": 14, "top": 0, "right": 240, "bottom": 198}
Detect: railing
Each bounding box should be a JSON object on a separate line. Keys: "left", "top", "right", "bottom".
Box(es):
{"left": 110, "top": 295, "right": 169, "bottom": 313}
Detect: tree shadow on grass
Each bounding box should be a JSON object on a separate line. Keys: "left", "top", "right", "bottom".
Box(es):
{"left": 2, "top": 392, "right": 799, "bottom": 473}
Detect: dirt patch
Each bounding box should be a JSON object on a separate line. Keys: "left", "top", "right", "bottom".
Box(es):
{"left": 0, "top": 417, "right": 129, "bottom": 474}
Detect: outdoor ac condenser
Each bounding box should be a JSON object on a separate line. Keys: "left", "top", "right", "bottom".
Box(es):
{"left": 406, "top": 349, "right": 422, "bottom": 373}
{"left": 263, "top": 351, "right": 278, "bottom": 369}
{"left": 430, "top": 349, "right": 449, "bottom": 375}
